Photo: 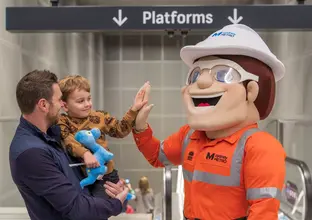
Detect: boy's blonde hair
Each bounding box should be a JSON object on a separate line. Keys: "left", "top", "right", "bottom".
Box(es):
{"left": 58, "top": 75, "right": 90, "bottom": 101}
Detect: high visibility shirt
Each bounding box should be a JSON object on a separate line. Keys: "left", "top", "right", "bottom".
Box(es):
{"left": 133, "top": 123, "right": 286, "bottom": 220}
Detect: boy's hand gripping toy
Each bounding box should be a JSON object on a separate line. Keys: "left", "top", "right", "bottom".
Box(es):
{"left": 74, "top": 128, "right": 114, "bottom": 189}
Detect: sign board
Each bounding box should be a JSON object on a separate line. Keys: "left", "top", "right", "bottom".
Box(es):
{"left": 285, "top": 181, "right": 299, "bottom": 205}
{"left": 6, "top": 5, "right": 312, "bottom": 32}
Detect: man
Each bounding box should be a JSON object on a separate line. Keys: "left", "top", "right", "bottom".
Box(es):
{"left": 9, "top": 70, "right": 128, "bottom": 220}
{"left": 132, "top": 24, "right": 286, "bottom": 219}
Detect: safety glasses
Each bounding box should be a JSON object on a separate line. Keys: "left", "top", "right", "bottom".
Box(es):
{"left": 186, "top": 59, "right": 259, "bottom": 85}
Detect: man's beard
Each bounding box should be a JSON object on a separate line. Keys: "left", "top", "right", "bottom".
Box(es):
{"left": 47, "top": 112, "right": 59, "bottom": 126}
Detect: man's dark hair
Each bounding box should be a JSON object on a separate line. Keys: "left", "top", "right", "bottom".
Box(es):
{"left": 16, "top": 70, "right": 58, "bottom": 114}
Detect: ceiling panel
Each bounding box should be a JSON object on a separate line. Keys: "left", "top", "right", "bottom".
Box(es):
{"left": 71, "top": 0, "right": 274, "bottom": 6}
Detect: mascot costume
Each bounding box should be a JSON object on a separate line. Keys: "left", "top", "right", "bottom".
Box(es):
{"left": 132, "top": 24, "right": 286, "bottom": 220}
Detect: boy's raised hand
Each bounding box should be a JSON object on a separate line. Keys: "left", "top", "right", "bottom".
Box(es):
{"left": 134, "top": 83, "right": 154, "bottom": 131}
{"left": 131, "top": 81, "right": 150, "bottom": 112}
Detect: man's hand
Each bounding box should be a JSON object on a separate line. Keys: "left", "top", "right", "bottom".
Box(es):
{"left": 131, "top": 81, "right": 150, "bottom": 112}
{"left": 135, "top": 83, "right": 154, "bottom": 131}
{"left": 83, "top": 151, "right": 100, "bottom": 168}
{"left": 104, "top": 181, "right": 129, "bottom": 204}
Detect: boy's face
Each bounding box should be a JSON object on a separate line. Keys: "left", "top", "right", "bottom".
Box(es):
{"left": 62, "top": 89, "right": 92, "bottom": 118}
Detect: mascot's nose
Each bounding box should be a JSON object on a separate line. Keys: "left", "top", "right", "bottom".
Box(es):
{"left": 197, "top": 69, "right": 213, "bottom": 89}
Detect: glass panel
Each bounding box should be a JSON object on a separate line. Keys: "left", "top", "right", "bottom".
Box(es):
{"left": 273, "top": 120, "right": 312, "bottom": 176}
{"left": 0, "top": 120, "right": 25, "bottom": 207}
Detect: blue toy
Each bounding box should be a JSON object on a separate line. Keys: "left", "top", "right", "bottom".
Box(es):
{"left": 124, "top": 178, "right": 136, "bottom": 201}
{"left": 75, "top": 128, "right": 114, "bottom": 189}
{"left": 126, "top": 192, "right": 136, "bottom": 201}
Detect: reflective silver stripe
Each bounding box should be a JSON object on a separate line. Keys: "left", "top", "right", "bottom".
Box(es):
{"left": 158, "top": 141, "right": 173, "bottom": 166}
{"left": 158, "top": 128, "right": 194, "bottom": 167}
{"left": 181, "top": 128, "right": 194, "bottom": 162}
{"left": 247, "top": 187, "right": 281, "bottom": 200}
{"left": 183, "top": 169, "right": 193, "bottom": 182}
{"left": 181, "top": 128, "right": 194, "bottom": 181}
{"left": 183, "top": 128, "right": 260, "bottom": 186}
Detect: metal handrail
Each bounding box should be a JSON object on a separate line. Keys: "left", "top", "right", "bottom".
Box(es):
{"left": 284, "top": 157, "right": 312, "bottom": 220}
{"left": 163, "top": 166, "right": 172, "bottom": 220}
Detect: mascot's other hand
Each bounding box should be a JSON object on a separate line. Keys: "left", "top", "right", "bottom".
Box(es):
{"left": 135, "top": 103, "right": 154, "bottom": 130}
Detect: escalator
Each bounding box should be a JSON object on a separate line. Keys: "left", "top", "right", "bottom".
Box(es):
{"left": 278, "top": 157, "right": 312, "bottom": 220}
{"left": 159, "top": 156, "right": 312, "bottom": 220}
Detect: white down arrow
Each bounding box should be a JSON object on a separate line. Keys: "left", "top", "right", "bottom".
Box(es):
{"left": 228, "top": 8, "right": 243, "bottom": 24}
{"left": 113, "top": 9, "right": 128, "bottom": 27}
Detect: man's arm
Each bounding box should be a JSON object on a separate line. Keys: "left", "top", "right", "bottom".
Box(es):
{"left": 244, "top": 132, "right": 286, "bottom": 220}
{"left": 132, "top": 124, "right": 190, "bottom": 167}
{"left": 98, "top": 109, "right": 138, "bottom": 138}
{"left": 16, "top": 148, "right": 122, "bottom": 220}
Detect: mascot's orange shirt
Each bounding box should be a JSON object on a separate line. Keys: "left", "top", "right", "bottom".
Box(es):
{"left": 133, "top": 123, "right": 286, "bottom": 220}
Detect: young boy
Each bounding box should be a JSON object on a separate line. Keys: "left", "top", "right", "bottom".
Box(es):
{"left": 57, "top": 75, "right": 148, "bottom": 198}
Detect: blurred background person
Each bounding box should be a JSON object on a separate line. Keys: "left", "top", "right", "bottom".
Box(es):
{"left": 134, "top": 176, "right": 155, "bottom": 214}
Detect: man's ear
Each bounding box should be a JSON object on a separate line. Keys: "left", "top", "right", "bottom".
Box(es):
{"left": 246, "top": 81, "right": 259, "bottom": 103}
{"left": 37, "top": 98, "right": 49, "bottom": 113}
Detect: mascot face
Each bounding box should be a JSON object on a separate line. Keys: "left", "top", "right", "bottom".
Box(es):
{"left": 182, "top": 56, "right": 260, "bottom": 131}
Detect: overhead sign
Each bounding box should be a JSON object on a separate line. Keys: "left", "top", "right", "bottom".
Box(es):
{"left": 6, "top": 5, "right": 312, "bottom": 32}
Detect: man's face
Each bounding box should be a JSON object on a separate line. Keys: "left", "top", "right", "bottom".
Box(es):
{"left": 47, "top": 83, "right": 63, "bottom": 125}
{"left": 182, "top": 56, "right": 259, "bottom": 131}
{"left": 62, "top": 89, "right": 92, "bottom": 118}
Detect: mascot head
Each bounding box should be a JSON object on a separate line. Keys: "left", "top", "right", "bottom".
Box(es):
{"left": 180, "top": 24, "right": 285, "bottom": 137}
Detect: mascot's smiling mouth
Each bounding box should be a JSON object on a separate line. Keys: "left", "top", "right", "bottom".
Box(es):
{"left": 191, "top": 92, "right": 223, "bottom": 107}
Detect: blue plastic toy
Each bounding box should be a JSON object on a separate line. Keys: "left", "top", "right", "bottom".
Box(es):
{"left": 124, "top": 178, "right": 136, "bottom": 201}
{"left": 126, "top": 192, "right": 136, "bottom": 201}
{"left": 75, "top": 128, "right": 114, "bottom": 189}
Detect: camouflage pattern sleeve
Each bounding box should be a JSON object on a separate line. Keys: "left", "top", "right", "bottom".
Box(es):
{"left": 57, "top": 115, "right": 89, "bottom": 158}
{"left": 96, "top": 108, "right": 138, "bottom": 138}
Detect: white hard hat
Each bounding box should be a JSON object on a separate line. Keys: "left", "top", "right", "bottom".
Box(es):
{"left": 180, "top": 24, "right": 285, "bottom": 81}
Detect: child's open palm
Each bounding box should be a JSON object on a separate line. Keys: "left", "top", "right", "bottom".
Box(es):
{"left": 131, "top": 81, "right": 150, "bottom": 111}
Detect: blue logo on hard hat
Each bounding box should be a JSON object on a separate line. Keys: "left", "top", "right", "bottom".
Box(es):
{"left": 211, "top": 31, "right": 236, "bottom": 38}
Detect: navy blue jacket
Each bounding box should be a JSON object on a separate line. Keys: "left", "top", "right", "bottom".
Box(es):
{"left": 9, "top": 116, "right": 122, "bottom": 220}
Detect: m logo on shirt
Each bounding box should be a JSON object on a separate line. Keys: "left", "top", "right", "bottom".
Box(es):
{"left": 206, "top": 152, "right": 227, "bottom": 163}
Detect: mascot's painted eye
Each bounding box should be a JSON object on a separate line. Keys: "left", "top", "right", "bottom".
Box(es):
{"left": 87, "top": 131, "right": 91, "bottom": 135}
{"left": 213, "top": 66, "right": 241, "bottom": 83}
{"left": 216, "top": 69, "right": 231, "bottom": 82}
{"left": 188, "top": 67, "right": 201, "bottom": 84}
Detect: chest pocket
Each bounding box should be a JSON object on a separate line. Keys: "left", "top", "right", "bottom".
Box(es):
{"left": 199, "top": 145, "right": 232, "bottom": 170}
{"left": 181, "top": 128, "right": 260, "bottom": 187}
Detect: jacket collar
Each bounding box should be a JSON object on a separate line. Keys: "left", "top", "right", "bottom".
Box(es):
{"left": 19, "top": 116, "right": 62, "bottom": 145}
{"left": 189, "top": 123, "right": 258, "bottom": 145}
